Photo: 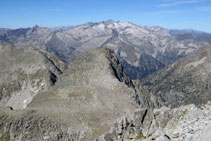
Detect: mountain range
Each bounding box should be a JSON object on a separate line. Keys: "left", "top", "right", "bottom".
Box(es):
{"left": 1, "top": 20, "right": 211, "bottom": 140}
{"left": 1, "top": 20, "right": 211, "bottom": 80}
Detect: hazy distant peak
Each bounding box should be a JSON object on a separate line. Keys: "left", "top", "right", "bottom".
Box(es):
{"left": 33, "top": 24, "right": 40, "bottom": 29}
{"left": 182, "top": 29, "right": 207, "bottom": 34}
{"left": 51, "top": 26, "right": 73, "bottom": 31}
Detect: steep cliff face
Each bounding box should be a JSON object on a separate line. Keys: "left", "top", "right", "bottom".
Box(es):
{"left": 142, "top": 45, "right": 211, "bottom": 108}
{"left": 105, "top": 48, "right": 135, "bottom": 88}
{"left": 0, "top": 44, "right": 65, "bottom": 109}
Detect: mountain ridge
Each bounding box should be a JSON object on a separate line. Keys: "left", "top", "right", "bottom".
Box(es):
{"left": 1, "top": 20, "right": 211, "bottom": 80}
{"left": 0, "top": 47, "right": 153, "bottom": 140}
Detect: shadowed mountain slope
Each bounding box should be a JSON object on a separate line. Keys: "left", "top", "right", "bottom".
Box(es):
{"left": 143, "top": 45, "right": 211, "bottom": 108}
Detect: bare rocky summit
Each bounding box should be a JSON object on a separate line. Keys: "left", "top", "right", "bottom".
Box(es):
{"left": 0, "top": 47, "right": 152, "bottom": 140}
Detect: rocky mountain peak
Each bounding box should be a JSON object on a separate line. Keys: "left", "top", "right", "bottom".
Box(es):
{"left": 22, "top": 48, "right": 151, "bottom": 140}
{"left": 104, "top": 19, "right": 116, "bottom": 24}
{"left": 32, "top": 25, "right": 40, "bottom": 31}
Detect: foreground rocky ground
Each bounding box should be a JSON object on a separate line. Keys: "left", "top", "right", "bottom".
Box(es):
{"left": 146, "top": 103, "right": 211, "bottom": 141}
{"left": 1, "top": 102, "right": 210, "bottom": 141}
{"left": 99, "top": 102, "right": 211, "bottom": 141}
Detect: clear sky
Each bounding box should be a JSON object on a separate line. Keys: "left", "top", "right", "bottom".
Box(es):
{"left": 0, "top": 0, "right": 211, "bottom": 32}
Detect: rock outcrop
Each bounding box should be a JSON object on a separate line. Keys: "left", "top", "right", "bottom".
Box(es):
{"left": 98, "top": 102, "right": 211, "bottom": 141}
{"left": 0, "top": 108, "right": 77, "bottom": 141}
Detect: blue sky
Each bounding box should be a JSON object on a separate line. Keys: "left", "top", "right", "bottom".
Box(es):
{"left": 0, "top": 0, "right": 211, "bottom": 32}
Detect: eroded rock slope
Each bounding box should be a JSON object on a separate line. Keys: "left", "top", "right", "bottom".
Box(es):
{"left": 0, "top": 44, "right": 65, "bottom": 109}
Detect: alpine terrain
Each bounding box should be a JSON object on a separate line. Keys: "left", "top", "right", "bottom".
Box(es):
{"left": 0, "top": 20, "right": 211, "bottom": 141}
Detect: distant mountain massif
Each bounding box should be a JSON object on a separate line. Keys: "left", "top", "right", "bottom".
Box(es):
{"left": 1, "top": 20, "right": 211, "bottom": 140}
{"left": 1, "top": 20, "right": 211, "bottom": 80}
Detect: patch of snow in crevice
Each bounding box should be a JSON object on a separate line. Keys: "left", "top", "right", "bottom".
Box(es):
{"left": 185, "top": 57, "right": 207, "bottom": 68}
{"left": 5, "top": 79, "right": 46, "bottom": 109}
{"left": 120, "top": 51, "right": 127, "bottom": 58}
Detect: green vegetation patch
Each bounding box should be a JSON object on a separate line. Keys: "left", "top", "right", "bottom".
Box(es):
{"left": 0, "top": 133, "right": 10, "bottom": 141}
{"left": 136, "top": 132, "right": 146, "bottom": 139}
